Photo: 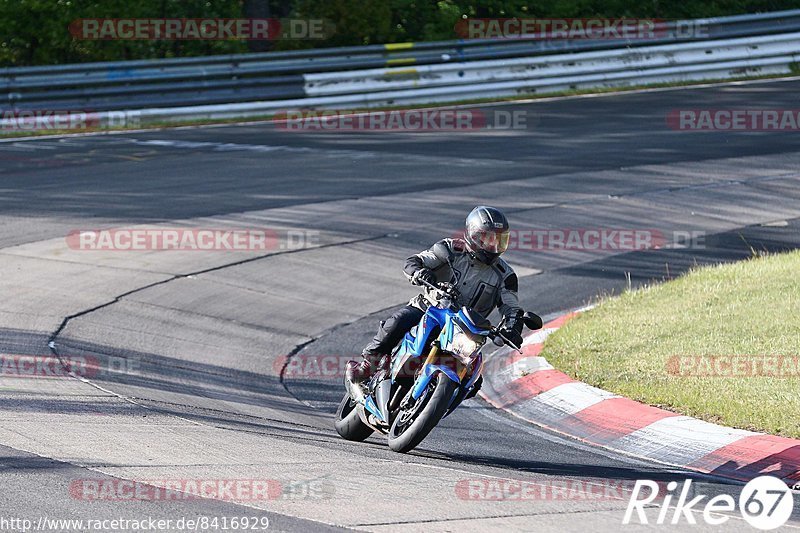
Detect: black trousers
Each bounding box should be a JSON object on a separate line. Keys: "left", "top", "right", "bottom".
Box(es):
{"left": 362, "top": 305, "right": 425, "bottom": 361}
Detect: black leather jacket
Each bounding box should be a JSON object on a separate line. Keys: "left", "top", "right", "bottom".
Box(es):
{"left": 404, "top": 238, "right": 521, "bottom": 321}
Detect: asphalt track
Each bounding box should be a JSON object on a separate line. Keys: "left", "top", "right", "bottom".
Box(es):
{"left": 2, "top": 77, "right": 800, "bottom": 531}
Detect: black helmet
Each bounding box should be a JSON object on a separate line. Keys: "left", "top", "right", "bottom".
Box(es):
{"left": 464, "top": 206, "right": 510, "bottom": 264}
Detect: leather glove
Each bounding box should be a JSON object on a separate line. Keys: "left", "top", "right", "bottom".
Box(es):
{"left": 500, "top": 312, "right": 525, "bottom": 348}
{"left": 411, "top": 268, "right": 437, "bottom": 287}
{"left": 499, "top": 329, "right": 523, "bottom": 349}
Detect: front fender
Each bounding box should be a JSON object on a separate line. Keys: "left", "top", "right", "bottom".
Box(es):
{"left": 411, "top": 363, "right": 461, "bottom": 400}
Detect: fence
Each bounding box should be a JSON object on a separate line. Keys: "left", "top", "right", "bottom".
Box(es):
{"left": 1, "top": 10, "right": 799, "bottom": 126}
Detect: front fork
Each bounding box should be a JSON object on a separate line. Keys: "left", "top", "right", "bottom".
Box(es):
{"left": 427, "top": 344, "right": 473, "bottom": 381}
{"left": 423, "top": 344, "right": 440, "bottom": 367}
{"left": 457, "top": 362, "right": 470, "bottom": 381}
{"left": 408, "top": 344, "right": 474, "bottom": 402}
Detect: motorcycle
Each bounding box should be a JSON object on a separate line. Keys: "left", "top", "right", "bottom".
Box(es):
{"left": 335, "top": 249, "right": 542, "bottom": 453}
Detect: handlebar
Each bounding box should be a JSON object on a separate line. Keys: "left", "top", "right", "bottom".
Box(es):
{"left": 417, "top": 278, "right": 524, "bottom": 353}
{"left": 417, "top": 278, "right": 459, "bottom": 303}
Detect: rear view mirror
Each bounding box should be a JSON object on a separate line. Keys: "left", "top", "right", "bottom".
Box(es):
{"left": 522, "top": 312, "right": 543, "bottom": 331}
{"left": 432, "top": 242, "right": 453, "bottom": 264}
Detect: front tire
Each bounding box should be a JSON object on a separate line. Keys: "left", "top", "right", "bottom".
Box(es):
{"left": 387, "top": 372, "right": 458, "bottom": 453}
{"left": 334, "top": 393, "right": 374, "bottom": 441}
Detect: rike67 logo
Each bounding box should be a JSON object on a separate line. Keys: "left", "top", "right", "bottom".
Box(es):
{"left": 624, "top": 476, "right": 795, "bottom": 530}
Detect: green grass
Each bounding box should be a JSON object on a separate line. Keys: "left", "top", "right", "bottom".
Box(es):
{"left": 1, "top": 71, "right": 797, "bottom": 139}
{"left": 542, "top": 250, "right": 800, "bottom": 438}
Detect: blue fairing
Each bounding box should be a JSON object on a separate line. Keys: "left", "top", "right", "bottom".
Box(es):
{"left": 456, "top": 309, "right": 491, "bottom": 335}
{"left": 394, "top": 306, "right": 448, "bottom": 361}
{"left": 411, "top": 363, "right": 461, "bottom": 399}
{"left": 394, "top": 305, "right": 488, "bottom": 407}
{"left": 364, "top": 396, "right": 384, "bottom": 421}
{"left": 354, "top": 302, "right": 493, "bottom": 434}
{"left": 464, "top": 353, "right": 483, "bottom": 390}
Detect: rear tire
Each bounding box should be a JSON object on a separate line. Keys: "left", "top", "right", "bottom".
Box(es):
{"left": 334, "top": 392, "right": 374, "bottom": 441}
{"left": 387, "top": 373, "right": 458, "bottom": 453}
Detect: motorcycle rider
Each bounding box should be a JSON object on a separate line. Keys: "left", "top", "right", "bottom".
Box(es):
{"left": 345, "top": 206, "right": 525, "bottom": 396}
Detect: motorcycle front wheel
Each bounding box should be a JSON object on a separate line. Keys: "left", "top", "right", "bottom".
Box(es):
{"left": 387, "top": 372, "right": 458, "bottom": 453}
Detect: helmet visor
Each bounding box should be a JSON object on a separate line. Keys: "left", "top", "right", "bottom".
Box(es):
{"left": 468, "top": 228, "right": 510, "bottom": 254}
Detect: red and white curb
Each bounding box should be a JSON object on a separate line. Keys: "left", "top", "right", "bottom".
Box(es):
{"left": 480, "top": 308, "right": 800, "bottom": 487}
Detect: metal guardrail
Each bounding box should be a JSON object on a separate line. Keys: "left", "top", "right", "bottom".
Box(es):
{"left": 304, "top": 33, "right": 800, "bottom": 96}
{"left": 1, "top": 9, "right": 799, "bottom": 124}
{"left": 123, "top": 31, "right": 797, "bottom": 124}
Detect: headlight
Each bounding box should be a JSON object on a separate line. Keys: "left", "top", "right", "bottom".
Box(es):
{"left": 445, "top": 323, "right": 484, "bottom": 362}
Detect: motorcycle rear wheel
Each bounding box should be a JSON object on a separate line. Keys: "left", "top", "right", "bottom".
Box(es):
{"left": 334, "top": 392, "right": 374, "bottom": 441}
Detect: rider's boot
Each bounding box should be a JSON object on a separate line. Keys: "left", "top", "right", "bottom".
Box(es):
{"left": 345, "top": 355, "right": 376, "bottom": 401}
{"left": 345, "top": 354, "right": 390, "bottom": 402}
